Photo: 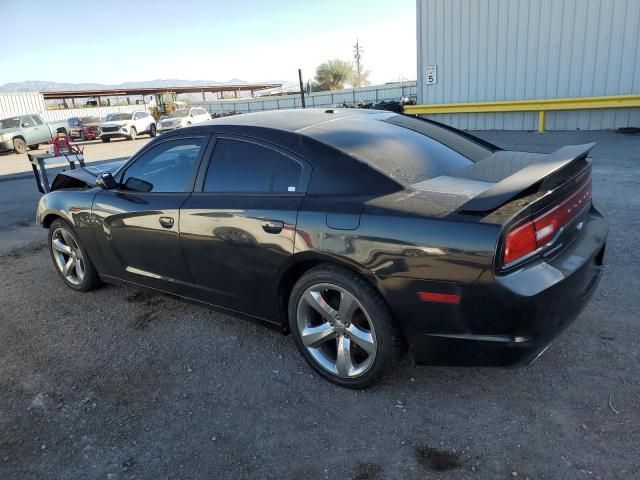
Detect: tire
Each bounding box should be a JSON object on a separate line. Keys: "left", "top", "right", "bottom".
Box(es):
{"left": 128, "top": 127, "right": 137, "bottom": 141}
{"left": 28, "top": 144, "right": 39, "bottom": 151}
{"left": 288, "top": 264, "right": 402, "bottom": 389}
{"left": 13, "top": 138, "right": 27, "bottom": 154}
{"left": 149, "top": 124, "right": 157, "bottom": 137}
{"left": 48, "top": 218, "right": 102, "bottom": 292}
{"left": 101, "top": 137, "right": 110, "bottom": 143}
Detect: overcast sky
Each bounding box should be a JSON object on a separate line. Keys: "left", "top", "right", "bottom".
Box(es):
{"left": 0, "top": 0, "right": 416, "bottom": 86}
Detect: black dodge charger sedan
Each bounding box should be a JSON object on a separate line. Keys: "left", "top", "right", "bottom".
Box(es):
{"left": 36, "top": 109, "right": 607, "bottom": 388}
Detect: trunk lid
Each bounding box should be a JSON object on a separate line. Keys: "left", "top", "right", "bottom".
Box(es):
{"left": 412, "top": 143, "right": 595, "bottom": 269}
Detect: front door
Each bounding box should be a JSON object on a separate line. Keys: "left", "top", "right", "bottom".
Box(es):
{"left": 180, "top": 136, "right": 310, "bottom": 320}
{"left": 92, "top": 135, "right": 209, "bottom": 293}
{"left": 20, "top": 116, "right": 48, "bottom": 145}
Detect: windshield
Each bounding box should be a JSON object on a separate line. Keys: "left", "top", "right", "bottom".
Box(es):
{"left": 108, "top": 113, "right": 132, "bottom": 121}
{"left": 0, "top": 117, "right": 20, "bottom": 129}
{"left": 168, "top": 109, "right": 189, "bottom": 118}
{"left": 78, "top": 117, "right": 100, "bottom": 124}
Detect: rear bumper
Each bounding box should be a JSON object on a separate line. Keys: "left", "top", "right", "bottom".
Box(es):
{"left": 381, "top": 204, "right": 608, "bottom": 367}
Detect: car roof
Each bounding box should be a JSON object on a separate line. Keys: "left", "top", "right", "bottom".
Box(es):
{"left": 208, "top": 108, "right": 396, "bottom": 133}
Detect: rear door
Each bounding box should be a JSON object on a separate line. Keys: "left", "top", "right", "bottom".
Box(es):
{"left": 180, "top": 135, "right": 311, "bottom": 319}
{"left": 92, "top": 135, "right": 209, "bottom": 293}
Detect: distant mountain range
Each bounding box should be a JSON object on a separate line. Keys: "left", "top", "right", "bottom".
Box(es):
{"left": 0, "top": 79, "right": 299, "bottom": 93}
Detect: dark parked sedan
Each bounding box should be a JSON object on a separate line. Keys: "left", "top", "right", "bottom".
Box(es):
{"left": 36, "top": 109, "right": 607, "bottom": 388}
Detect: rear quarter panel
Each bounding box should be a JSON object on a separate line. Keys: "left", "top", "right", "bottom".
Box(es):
{"left": 294, "top": 192, "right": 500, "bottom": 284}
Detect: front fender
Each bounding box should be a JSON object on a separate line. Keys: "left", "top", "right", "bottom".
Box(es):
{"left": 37, "top": 189, "right": 111, "bottom": 275}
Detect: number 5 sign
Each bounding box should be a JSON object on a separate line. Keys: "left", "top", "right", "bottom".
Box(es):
{"left": 425, "top": 65, "right": 437, "bottom": 85}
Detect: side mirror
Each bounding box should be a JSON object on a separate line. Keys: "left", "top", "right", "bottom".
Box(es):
{"left": 22, "top": 122, "right": 31, "bottom": 128}
{"left": 96, "top": 172, "right": 118, "bottom": 190}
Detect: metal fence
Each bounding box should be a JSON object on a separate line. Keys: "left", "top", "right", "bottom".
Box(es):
{"left": 194, "top": 81, "right": 417, "bottom": 114}
{"left": 0, "top": 92, "right": 146, "bottom": 122}
{"left": 41, "top": 105, "right": 145, "bottom": 122}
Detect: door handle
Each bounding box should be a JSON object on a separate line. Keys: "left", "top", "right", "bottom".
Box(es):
{"left": 159, "top": 216, "right": 175, "bottom": 228}
{"left": 262, "top": 220, "right": 284, "bottom": 234}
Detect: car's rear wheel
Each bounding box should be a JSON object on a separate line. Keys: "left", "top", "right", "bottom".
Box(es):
{"left": 149, "top": 124, "right": 157, "bottom": 137}
{"left": 128, "top": 127, "right": 137, "bottom": 140}
{"left": 289, "top": 265, "right": 402, "bottom": 389}
{"left": 48, "top": 219, "right": 102, "bottom": 292}
{"left": 13, "top": 138, "right": 27, "bottom": 154}
{"left": 101, "top": 137, "right": 110, "bottom": 143}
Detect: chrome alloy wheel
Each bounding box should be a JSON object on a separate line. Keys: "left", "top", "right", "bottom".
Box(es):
{"left": 296, "top": 283, "right": 377, "bottom": 378}
{"left": 51, "top": 227, "right": 85, "bottom": 285}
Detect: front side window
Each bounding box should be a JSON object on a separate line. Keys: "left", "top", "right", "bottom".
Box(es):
{"left": 121, "top": 138, "right": 206, "bottom": 193}
{"left": 21, "top": 116, "right": 35, "bottom": 127}
{"left": 204, "top": 138, "right": 303, "bottom": 193}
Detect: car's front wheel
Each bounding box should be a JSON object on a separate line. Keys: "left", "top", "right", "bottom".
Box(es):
{"left": 289, "top": 265, "right": 402, "bottom": 389}
{"left": 48, "top": 219, "right": 102, "bottom": 292}
{"left": 13, "top": 138, "right": 27, "bottom": 154}
{"left": 128, "top": 127, "right": 137, "bottom": 140}
{"left": 101, "top": 137, "right": 110, "bottom": 143}
{"left": 149, "top": 124, "right": 157, "bottom": 137}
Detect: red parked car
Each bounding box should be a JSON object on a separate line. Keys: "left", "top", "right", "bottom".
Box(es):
{"left": 67, "top": 116, "right": 102, "bottom": 141}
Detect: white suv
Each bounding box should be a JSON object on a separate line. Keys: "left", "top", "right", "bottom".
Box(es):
{"left": 100, "top": 111, "right": 156, "bottom": 142}
{"left": 157, "top": 107, "right": 211, "bottom": 133}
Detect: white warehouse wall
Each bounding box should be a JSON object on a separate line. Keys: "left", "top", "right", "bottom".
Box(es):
{"left": 416, "top": 0, "right": 640, "bottom": 130}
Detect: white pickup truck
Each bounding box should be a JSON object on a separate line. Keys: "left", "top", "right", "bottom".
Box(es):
{"left": 0, "top": 114, "right": 70, "bottom": 154}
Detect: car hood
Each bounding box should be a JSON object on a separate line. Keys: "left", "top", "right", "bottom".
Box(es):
{"left": 160, "top": 118, "right": 185, "bottom": 124}
{"left": 101, "top": 120, "right": 130, "bottom": 128}
{"left": 50, "top": 159, "right": 127, "bottom": 191}
{"left": 0, "top": 127, "right": 21, "bottom": 137}
{"left": 79, "top": 122, "right": 101, "bottom": 128}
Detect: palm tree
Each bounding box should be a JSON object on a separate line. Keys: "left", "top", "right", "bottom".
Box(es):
{"left": 314, "top": 60, "right": 355, "bottom": 91}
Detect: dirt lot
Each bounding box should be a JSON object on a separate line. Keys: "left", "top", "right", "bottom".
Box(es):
{"left": 0, "top": 130, "right": 638, "bottom": 479}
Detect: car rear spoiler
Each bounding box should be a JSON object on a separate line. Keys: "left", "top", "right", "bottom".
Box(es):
{"left": 459, "top": 143, "right": 595, "bottom": 213}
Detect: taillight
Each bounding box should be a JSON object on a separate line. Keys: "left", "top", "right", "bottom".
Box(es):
{"left": 503, "top": 221, "right": 537, "bottom": 264}
{"left": 502, "top": 175, "right": 592, "bottom": 266}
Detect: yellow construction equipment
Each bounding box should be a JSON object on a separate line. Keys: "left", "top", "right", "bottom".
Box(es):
{"left": 149, "top": 92, "right": 189, "bottom": 121}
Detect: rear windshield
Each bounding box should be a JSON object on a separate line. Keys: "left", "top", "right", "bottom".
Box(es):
{"left": 306, "top": 114, "right": 488, "bottom": 185}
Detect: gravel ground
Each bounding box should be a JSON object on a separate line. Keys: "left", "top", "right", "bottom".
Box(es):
{"left": 0, "top": 130, "right": 638, "bottom": 479}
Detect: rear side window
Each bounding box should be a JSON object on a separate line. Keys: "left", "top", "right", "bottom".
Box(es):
{"left": 204, "top": 138, "right": 303, "bottom": 193}
{"left": 32, "top": 116, "right": 43, "bottom": 125}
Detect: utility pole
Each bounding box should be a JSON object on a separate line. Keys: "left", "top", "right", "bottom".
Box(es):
{"left": 298, "top": 68, "right": 306, "bottom": 108}
{"left": 353, "top": 38, "right": 364, "bottom": 87}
